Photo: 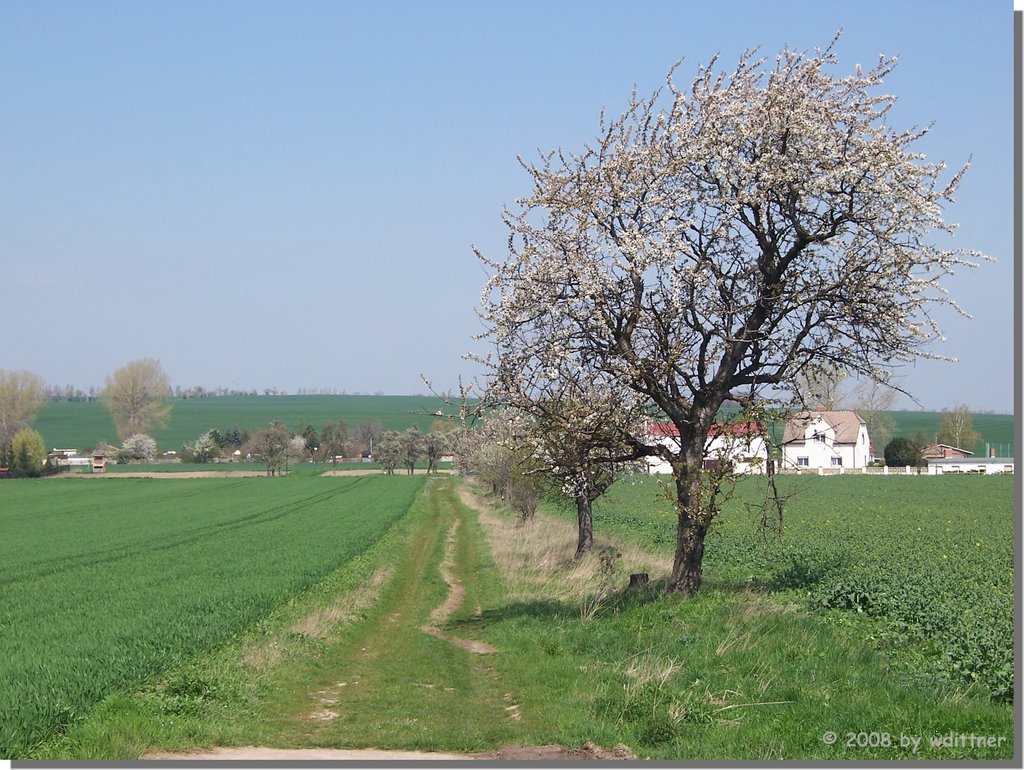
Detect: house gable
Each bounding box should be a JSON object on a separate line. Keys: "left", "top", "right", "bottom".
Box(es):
{"left": 782, "top": 410, "right": 870, "bottom": 470}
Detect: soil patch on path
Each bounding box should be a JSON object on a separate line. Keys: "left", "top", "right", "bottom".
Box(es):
{"left": 421, "top": 516, "right": 498, "bottom": 655}
{"left": 147, "top": 741, "right": 633, "bottom": 761}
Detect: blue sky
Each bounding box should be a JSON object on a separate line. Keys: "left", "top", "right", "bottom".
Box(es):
{"left": 0, "top": 0, "right": 1014, "bottom": 412}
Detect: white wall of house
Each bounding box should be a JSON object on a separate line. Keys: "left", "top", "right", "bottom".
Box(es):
{"left": 646, "top": 432, "right": 769, "bottom": 475}
{"left": 782, "top": 414, "right": 870, "bottom": 470}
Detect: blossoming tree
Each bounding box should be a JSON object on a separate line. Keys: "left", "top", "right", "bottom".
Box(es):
{"left": 484, "top": 360, "right": 651, "bottom": 557}
{"left": 477, "top": 38, "right": 986, "bottom": 594}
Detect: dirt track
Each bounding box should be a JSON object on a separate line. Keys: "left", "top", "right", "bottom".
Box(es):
{"left": 147, "top": 742, "right": 628, "bottom": 760}
{"left": 145, "top": 746, "right": 475, "bottom": 760}
{"left": 141, "top": 477, "right": 632, "bottom": 762}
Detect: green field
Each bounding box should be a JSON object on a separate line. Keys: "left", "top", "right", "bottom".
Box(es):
{"left": 32, "top": 394, "right": 458, "bottom": 451}
{"left": 884, "top": 411, "right": 1015, "bottom": 457}
{"left": 583, "top": 474, "right": 1015, "bottom": 702}
{"left": 0, "top": 473, "right": 425, "bottom": 756}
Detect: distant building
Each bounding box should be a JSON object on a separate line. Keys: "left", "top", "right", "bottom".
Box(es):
{"left": 922, "top": 443, "right": 973, "bottom": 460}
{"left": 48, "top": 449, "right": 93, "bottom": 471}
{"left": 928, "top": 447, "right": 1014, "bottom": 475}
{"left": 645, "top": 421, "right": 769, "bottom": 475}
{"left": 782, "top": 411, "right": 870, "bottom": 471}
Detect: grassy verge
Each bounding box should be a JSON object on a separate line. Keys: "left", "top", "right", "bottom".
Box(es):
{"left": 464, "top": 484, "right": 1013, "bottom": 760}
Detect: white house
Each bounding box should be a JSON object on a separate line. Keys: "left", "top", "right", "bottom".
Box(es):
{"left": 782, "top": 411, "right": 870, "bottom": 471}
{"left": 645, "top": 422, "right": 769, "bottom": 475}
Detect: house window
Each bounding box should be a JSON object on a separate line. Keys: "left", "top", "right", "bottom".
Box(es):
{"left": 831, "top": 457, "right": 843, "bottom": 467}
{"left": 797, "top": 457, "right": 809, "bottom": 467}
{"left": 814, "top": 433, "right": 826, "bottom": 444}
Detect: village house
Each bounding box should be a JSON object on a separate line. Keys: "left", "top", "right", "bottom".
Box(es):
{"left": 645, "top": 421, "right": 769, "bottom": 475}
{"left": 782, "top": 410, "right": 870, "bottom": 471}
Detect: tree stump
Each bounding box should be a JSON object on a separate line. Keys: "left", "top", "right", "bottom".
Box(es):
{"left": 628, "top": 572, "right": 649, "bottom": 589}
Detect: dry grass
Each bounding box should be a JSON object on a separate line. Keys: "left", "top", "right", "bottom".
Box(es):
{"left": 458, "top": 482, "right": 670, "bottom": 605}
{"left": 240, "top": 566, "right": 392, "bottom": 669}
{"left": 624, "top": 655, "right": 683, "bottom": 688}
{"left": 291, "top": 566, "right": 393, "bottom": 638}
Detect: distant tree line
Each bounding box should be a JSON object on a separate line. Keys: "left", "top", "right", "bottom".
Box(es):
{"left": 171, "top": 417, "right": 455, "bottom": 477}
{"left": 45, "top": 384, "right": 399, "bottom": 400}
{"left": 45, "top": 385, "right": 100, "bottom": 401}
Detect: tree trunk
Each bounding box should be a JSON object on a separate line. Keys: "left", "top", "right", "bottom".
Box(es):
{"left": 575, "top": 494, "right": 594, "bottom": 559}
{"left": 668, "top": 463, "right": 708, "bottom": 595}
{"left": 669, "top": 516, "right": 706, "bottom": 594}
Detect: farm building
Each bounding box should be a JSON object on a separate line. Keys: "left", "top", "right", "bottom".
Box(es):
{"left": 47, "top": 449, "right": 93, "bottom": 471}
{"left": 922, "top": 443, "right": 973, "bottom": 460}
{"left": 782, "top": 410, "right": 870, "bottom": 471}
{"left": 645, "top": 421, "right": 769, "bottom": 475}
{"left": 928, "top": 448, "right": 1014, "bottom": 475}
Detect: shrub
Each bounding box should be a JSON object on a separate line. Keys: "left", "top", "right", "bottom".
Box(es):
{"left": 119, "top": 434, "right": 157, "bottom": 463}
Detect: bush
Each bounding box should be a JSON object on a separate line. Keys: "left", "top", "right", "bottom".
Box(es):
{"left": 883, "top": 436, "right": 921, "bottom": 467}
{"left": 119, "top": 434, "right": 157, "bottom": 463}
{"left": 10, "top": 428, "right": 46, "bottom": 477}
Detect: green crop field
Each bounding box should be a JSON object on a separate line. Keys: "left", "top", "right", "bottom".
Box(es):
{"left": 583, "top": 474, "right": 1014, "bottom": 702}
{"left": 32, "top": 394, "right": 460, "bottom": 451}
{"left": 0, "top": 474, "right": 425, "bottom": 757}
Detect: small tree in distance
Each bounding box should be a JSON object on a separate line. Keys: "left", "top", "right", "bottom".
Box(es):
{"left": 937, "top": 404, "right": 981, "bottom": 452}
{"left": 374, "top": 431, "right": 402, "bottom": 474}
{"left": 0, "top": 370, "right": 46, "bottom": 453}
{"left": 188, "top": 431, "right": 221, "bottom": 463}
{"left": 481, "top": 364, "right": 650, "bottom": 557}
{"left": 320, "top": 421, "right": 350, "bottom": 469}
{"left": 10, "top": 427, "right": 46, "bottom": 476}
{"left": 248, "top": 421, "right": 290, "bottom": 476}
{"left": 423, "top": 431, "right": 449, "bottom": 474}
{"left": 851, "top": 379, "right": 897, "bottom": 458}
{"left": 401, "top": 427, "right": 423, "bottom": 475}
{"left": 103, "top": 359, "right": 172, "bottom": 440}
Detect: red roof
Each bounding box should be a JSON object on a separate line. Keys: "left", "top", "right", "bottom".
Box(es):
{"left": 647, "top": 421, "right": 762, "bottom": 438}
{"left": 647, "top": 422, "right": 679, "bottom": 437}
